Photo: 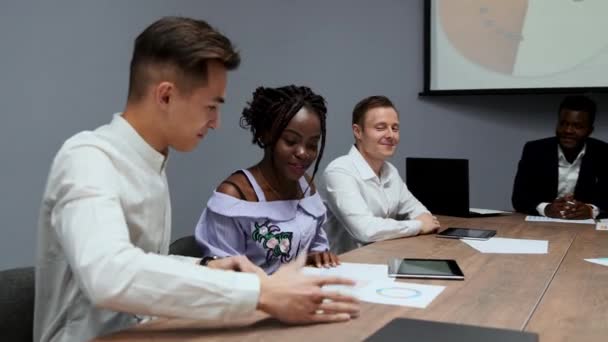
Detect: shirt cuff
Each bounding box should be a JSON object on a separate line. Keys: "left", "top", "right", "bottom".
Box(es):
{"left": 167, "top": 254, "right": 202, "bottom": 265}
{"left": 410, "top": 220, "right": 423, "bottom": 235}
{"left": 222, "top": 272, "right": 261, "bottom": 319}
{"left": 536, "top": 203, "right": 550, "bottom": 216}
{"left": 309, "top": 244, "right": 330, "bottom": 253}
{"left": 588, "top": 204, "right": 600, "bottom": 219}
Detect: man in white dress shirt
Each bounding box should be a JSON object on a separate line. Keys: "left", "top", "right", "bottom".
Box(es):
{"left": 34, "top": 17, "right": 358, "bottom": 342}
{"left": 322, "top": 96, "right": 440, "bottom": 254}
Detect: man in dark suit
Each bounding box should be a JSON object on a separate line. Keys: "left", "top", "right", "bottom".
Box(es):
{"left": 512, "top": 95, "right": 608, "bottom": 219}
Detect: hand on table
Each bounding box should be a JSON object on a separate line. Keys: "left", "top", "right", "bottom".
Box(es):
{"left": 258, "top": 255, "right": 359, "bottom": 324}
{"left": 415, "top": 213, "right": 441, "bottom": 234}
{"left": 307, "top": 251, "right": 340, "bottom": 268}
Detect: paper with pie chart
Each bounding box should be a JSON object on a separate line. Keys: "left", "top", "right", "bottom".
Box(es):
{"left": 431, "top": 0, "right": 608, "bottom": 90}
{"left": 303, "top": 263, "right": 445, "bottom": 308}
{"left": 354, "top": 280, "right": 445, "bottom": 308}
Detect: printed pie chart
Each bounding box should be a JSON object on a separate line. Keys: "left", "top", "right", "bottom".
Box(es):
{"left": 438, "top": 0, "right": 608, "bottom": 77}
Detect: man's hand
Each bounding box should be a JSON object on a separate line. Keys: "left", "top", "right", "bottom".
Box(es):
{"left": 257, "top": 255, "right": 360, "bottom": 325}
{"left": 415, "top": 213, "right": 441, "bottom": 234}
{"left": 307, "top": 251, "right": 340, "bottom": 268}
{"left": 545, "top": 197, "right": 568, "bottom": 218}
{"left": 563, "top": 202, "right": 593, "bottom": 219}
{"left": 206, "top": 255, "right": 267, "bottom": 278}
{"left": 545, "top": 195, "right": 593, "bottom": 220}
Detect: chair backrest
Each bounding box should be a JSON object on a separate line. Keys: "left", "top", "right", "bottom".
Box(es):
{"left": 0, "top": 266, "right": 35, "bottom": 342}
{"left": 169, "top": 235, "right": 203, "bottom": 258}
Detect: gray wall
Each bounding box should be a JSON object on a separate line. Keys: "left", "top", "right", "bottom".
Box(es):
{"left": 1, "top": 0, "right": 607, "bottom": 270}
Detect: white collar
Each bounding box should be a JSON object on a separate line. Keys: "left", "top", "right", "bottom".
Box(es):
{"left": 348, "top": 145, "right": 384, "bottom": 181}
{"left": 558, "top": 144, "right": 586, "bottom": 165}
{"left": 110, "top": 113, "right": 168, "bottom": 173}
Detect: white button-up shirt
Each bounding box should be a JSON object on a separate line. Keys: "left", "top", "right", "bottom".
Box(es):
{"left": 34, "top": 114, "right": 260, "bottom": 342}
{"left": 322, "top": 145, "right": 429, "bottom": 254}
{"left": 536, "top": 145, "right": 599, "bottom": 218}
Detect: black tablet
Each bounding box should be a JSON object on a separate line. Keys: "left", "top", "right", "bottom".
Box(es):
{"left": 437, "top": 227, "right": 496, "bottom": 240}
{"left": 387, "top": 258, "right": 464, "bottom": 280}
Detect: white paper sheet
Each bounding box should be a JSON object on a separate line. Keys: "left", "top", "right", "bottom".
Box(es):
{"left": 525, "top": 215, "right": 595, "bottom": 225}
{"left": 301, "top": 262, "right": 393, "bottom": 285}
{"left": 469, "top": 208, "right": 511, "bottom": 215}
{"left": 596, "top": 219, "right": 608, "bottom": 231}
{"left": 584, "top": 258, "right": 608, "bottom": 267}
{"left": 462, "top": 237, "right": 548, "bottom": 254}
{"left": 324, "top": 280, "right": 445, "bottom": 308}
{"left": 305, "top": 263, "right": 445, "bottom": 308}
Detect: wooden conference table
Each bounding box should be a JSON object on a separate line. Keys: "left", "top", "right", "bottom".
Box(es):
{"left": 95, "top": 214, "right": 607, "bottom": 342}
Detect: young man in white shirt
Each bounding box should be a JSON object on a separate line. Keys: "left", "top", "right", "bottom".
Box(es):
{"left": 322, "top": 96, "right": 440, "bottom": 254}
{"left": 34, "top": 17, "right": 358, "bottom": 342}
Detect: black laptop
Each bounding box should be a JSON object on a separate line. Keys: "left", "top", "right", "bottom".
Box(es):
{"left": 405, "top": 157, "right": 505, "bottom": 218}
{"left": 365, "top": 318, "right": 538, "bottom": 342}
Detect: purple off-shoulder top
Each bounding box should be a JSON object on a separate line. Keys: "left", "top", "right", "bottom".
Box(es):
{"left": 194, "top": 169, "right": 329, "bottom": 274}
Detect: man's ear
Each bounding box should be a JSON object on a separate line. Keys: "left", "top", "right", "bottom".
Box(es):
{"left": 154, "top": 81, "right": 174, "bottom": 112}
{"left": 353, "top": 123, "right": 363, "bottom": 141}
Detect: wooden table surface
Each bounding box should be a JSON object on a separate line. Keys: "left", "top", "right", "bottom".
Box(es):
{"left": 524, "top": 226, "right": 608, "bottom": 342}
{"left": 94, "top": 214, "right": 606, "bottom": 342}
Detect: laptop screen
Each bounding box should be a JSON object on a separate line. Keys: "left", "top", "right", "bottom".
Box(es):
{"left": 405, "top": 157, "right": 470, "bottom": 217}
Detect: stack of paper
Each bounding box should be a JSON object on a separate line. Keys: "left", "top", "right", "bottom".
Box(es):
{"left": 302, "top": 263, "right": 445, "bottom": 308}
{"left": 469, "top": 208, "right": 511, "bottom": 215}
{"left": 462, "top": 237, "right": 548, "bottom": 254}
{"left": 525, "top": 215, "right": 595, "bottom": 224}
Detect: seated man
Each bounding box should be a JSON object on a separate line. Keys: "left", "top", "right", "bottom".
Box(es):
{"left": 512, "top": 95, "right": 608, "bottom": 219}
{"left": 322, "top": 96, "right": 440, "bottom": 254}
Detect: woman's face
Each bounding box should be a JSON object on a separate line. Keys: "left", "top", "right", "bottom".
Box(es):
{"left": 271, "top": 107, "right": 322, "bottom": 181}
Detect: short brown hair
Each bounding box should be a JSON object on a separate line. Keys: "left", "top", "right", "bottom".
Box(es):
{"left": 352, "top": 95, "right": 396, "bottom": 126}
{"left": 127, "top": 16, "right": 240, "bottom": 101}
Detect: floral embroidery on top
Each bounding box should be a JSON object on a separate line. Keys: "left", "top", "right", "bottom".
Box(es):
{"left": 252, "top": 220, "right": 294, "bottom": 263}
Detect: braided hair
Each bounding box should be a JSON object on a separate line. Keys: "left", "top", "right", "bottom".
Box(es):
{"left": 240, "top": 85, "right": 328, "bottom": 183}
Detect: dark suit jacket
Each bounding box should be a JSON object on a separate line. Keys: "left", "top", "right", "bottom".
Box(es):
{"left": 512, "top": 137, "right": 608, "bottom": 218}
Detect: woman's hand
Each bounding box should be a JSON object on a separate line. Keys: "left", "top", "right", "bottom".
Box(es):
{"left": 306, "top": 251, "right": 340, "bottom": 268}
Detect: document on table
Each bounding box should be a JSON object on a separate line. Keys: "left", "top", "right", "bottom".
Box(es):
{"left": 301, "top": 262, "right": 393, "bottom": 284}
{"left": 355, "top": 280, "right": 444, "bottom": 308}
{"left": 462, "top": 237, "right": 548, "bottom": 254}
{"left": 470, "top": 208, "right": 511, "bottom": 215}
{"left": 525, "top": 215, "right": 595, "bottom": 225}
{"left": 596, "top": 219, "right": 608, "bottom": 231}
{"left": 584, "top": 258, "right": 608, "bottom": 267}
{"left": 324, "top": 280, "right": 445, "bottom": 309}
{"left": 303, "top": 263, "right": 445, "bottom": 308}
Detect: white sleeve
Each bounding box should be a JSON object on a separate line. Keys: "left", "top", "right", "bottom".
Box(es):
{"left": 323, "top": 169, "right": 421, "bottom": 244}
{"left": 397, "top": 180, "right": 430, "bottom": 218}
{"left": 536, "top": 202, "right": 550, "bottom": 216}
{"left": 167, "top": 255, "right": 202, "bottom": 264}
{"left": 588, "top": 204, "right": 600, "bottom": 219}
{"left": 51, "top": 147, "right": 259, "bottom": 321}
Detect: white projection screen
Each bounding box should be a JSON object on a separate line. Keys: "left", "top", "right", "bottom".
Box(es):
{"left": 422, "top": 0, "right": 608, "bottom": 95}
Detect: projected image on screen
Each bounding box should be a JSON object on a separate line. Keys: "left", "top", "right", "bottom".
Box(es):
{"left": 439, "top": 1, "right": 527, "bottom": 76}
{"left": 429, "top": 0, "right": 608, "bottom": 91}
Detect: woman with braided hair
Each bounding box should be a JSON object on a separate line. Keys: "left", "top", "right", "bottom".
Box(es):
{"left": 194, "top": 85, "right": 339, "bottom": 274}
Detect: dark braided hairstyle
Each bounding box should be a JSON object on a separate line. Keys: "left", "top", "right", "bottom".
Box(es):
{"left": 240, "top": 85, "right": 328, "bottom": 183}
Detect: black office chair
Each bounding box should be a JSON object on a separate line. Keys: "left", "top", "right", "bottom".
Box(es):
{"left": 0, "top": 266, "right": 35, "bottom": 342}
{"left": 169, "top": 235, "right": 204, "bottom": 258}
